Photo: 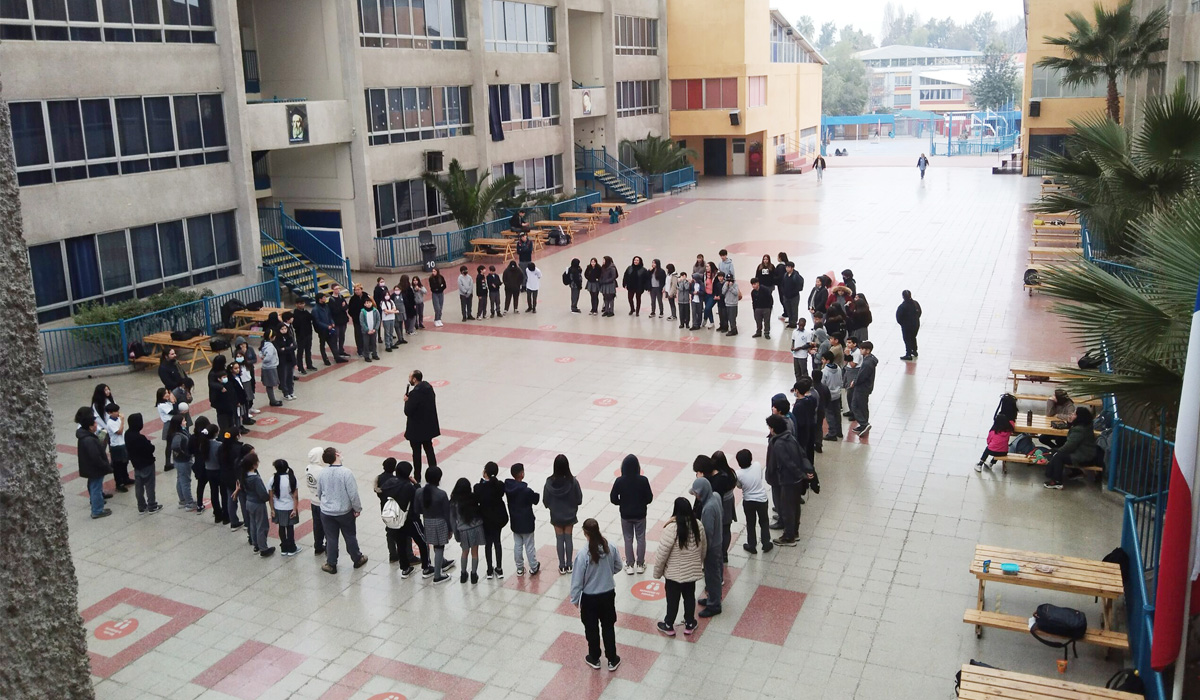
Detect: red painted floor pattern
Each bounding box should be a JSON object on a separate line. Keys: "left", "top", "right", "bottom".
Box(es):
{"left": 731, "top": 585, "right": 807, "bottom": 645}
{"left": 320, "top": 654, "right": 484, "bottom": 700}
{"left": 81, "top": 588, "right": 207, "bottom": 678}
{"left": 309, "top": 421, "right": 376, "bottom": 444}
{"left": 192, "top": 640, "right": 306, "bottom": 700}
{"left": 537, "top": 631, "right": 659, "bottom": 700}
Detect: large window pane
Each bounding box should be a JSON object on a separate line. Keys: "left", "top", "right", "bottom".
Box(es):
{"left": 375, "top": 184, "right": 396, "bottom": 227}
{"left": 144, "top": 96, "right": 174, "bottom": 153}
{"left": 387, "top": 89, "right": 404, "bottom": 131}
{"left": 380, "top": 0, "right": 395, "bottom": 36}
{"left": 396, "top": 0, "right": 411, "bottom": 36}
{"left": 198, "top": 95, "right": 226, "bottom": 147}
{"left": 425, "top": 0, "right": 439, "bottom": 37}
{"left": 114, "top": 98, "right": 148, "bottom": 156}
{"left": 368, "top": 89, "right": 388, "bottom": 132}
{"left": 409, "top": 180, "right": 426, "bottom": 219}
{"left": 186, "top": 215, "right": 215, "bottom": 269}
{"left": 158, "top": 220, "right": 188, "bottom": 277}
{"left": 32, "top": 0, "right": 67, "bottom": 20}
{"left": 418, "top": 87, "right": 433, "bottom": 131}
{"left": 359, "top": 0, "right": 378, "bottom": 34}
{"left": 213, "top": 211, "right": 238, "bottom": 264}
{"left": 47, "top": 100, "right": 86, "bottom": 162}
{"left": 65, "top": 235, "right": 102, "bottom": 301}
{"left": 79, "top": 99, "right": 116, "bottom": 160}
{"left": 395, "top": 181, "right": 411, "bottom": 222}
{"left": 97, "top": 230, "right": 132, "bottom": 291}
{"left": 131, "top": 0, "right": 156, "bottom": 23}
{"left": 130, "top": 224, "right": 161, "bottom": 283}
{"left": 29, "top": 243, "right": 68, "bottom": 308}
{"left": 101, "top": 0, "right": 131, "bottom": 22}
{"left": 10, "top": 103, "right": 49, "bottom": 167}
{"left": 173, "top": 95, "right": 202, "bottom": 150}
{"left": 190, "top": 0, "right": 212, "bottom": 26}
{"left": 402, "top": 87, "right": 418, "bottom": 129}
{"left": 67, "top": 0, "right": 98, "bottom": 20}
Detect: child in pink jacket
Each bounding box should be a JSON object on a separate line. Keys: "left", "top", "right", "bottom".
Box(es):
{"left": 975, "top": 416, "right": 1015, "bottom": 472}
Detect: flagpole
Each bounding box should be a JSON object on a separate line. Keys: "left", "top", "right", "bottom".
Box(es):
{"left": 1172, "top": 458, "right": 1200, "bottom": 700}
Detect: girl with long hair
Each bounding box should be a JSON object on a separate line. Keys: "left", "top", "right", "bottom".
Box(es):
{"left": 271, "top": 459, "right": 301, "bottom": 555}
{"left": 599, "top": 256, "right": 619, "bottom": 317}
{"left": 569, "top": 518, "right": 623, "bottom": 671}
{"left": 543, "top": 454, "right": 583, "bottom": 574}
{"left": 420, "top": 466, "right": 455, "bottom": 583}
{"left": 235, "top": 453, "right": 275, "bottom": 557}
{"left": 167, "top": 415, "right": 198, "bottom": 512}
{"left": 190, "top": 415, "right": 219, "bottom": 518}
{"left": 450, "top": 477, "right": 485, "bottom": 584}
{"left": 584, "top": 257, "right": 602, "bottom": 315}
{"left": 652, "top": 497, "right": 706, "bottom": 636}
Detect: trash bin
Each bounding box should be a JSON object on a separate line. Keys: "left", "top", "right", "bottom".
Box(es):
{"left": 418, "top": 229, "right": 436, "bottom": 272}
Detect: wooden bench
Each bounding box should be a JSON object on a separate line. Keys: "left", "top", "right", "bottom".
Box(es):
{"left": 591, "top": 202, "right": 629, "bottom": 219}
{"left": 969, "top": 544, "right": 1122, "bottom": 640}
{"left": 141, "top": 331, "right": 214, "bottom": 373}
{"left": 1012, "top": 392, "right": 1101, "bottom": 407}
{"left": 1029, "top": 247, "right": 1082, "bottom": 265}
{"left": 1010, "top": 360, "right": 1085, "bottom": 392}
{"left": 962, "top": 609, "right": 1128, "bottom": 650}
{"left": 1038, "top": 210, "right": 1079, "bottom": 224}
{"left": 559, "top": 212, "right": 603, "bottom": 232}
{"left": 230, "top": 306, "right": 289, "bottom": 331}
{"left": 991, "top": 453, "right": 1102, "bottom": 477}
{"left": 1032, "top": 236, "right": 1082, "bottom": 249}
{"left": 215, "top": 327, "right": 262, "bottom": 339}
{"left": 956, "top": 662, "right": 1140, "bottom": 699}
{"left": 132, "top": 355, "right": 160, "bottom": 368}
{"left": 1033, "top": 222, "right": 1081, "bottom": 233}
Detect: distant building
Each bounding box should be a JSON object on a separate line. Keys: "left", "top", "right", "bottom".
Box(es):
{"left": 855, "top": 45, "right": 984, "bottom": 113}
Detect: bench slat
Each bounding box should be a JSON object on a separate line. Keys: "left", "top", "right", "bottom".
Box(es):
{"left": 960, "top": 664, "right": 1140, "bottom": 700}
{"left": 962, "top": 610, "right": 1128, "bottom": 650}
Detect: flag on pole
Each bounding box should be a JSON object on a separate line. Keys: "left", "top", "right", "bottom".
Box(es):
{"left": 1151, "top": 283, "right": 1200, "bottom": 670}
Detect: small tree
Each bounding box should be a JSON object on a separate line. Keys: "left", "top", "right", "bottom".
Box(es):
{"left": 970, "top": 44, "right": 1020, "bottom": 110}
{"left": 822, "top": 40, "right": 871, "bottom": 116}
{"left": 422, "top": 159, "right": 520, "bottom": 228}
{"left": 620, "top": 134, "right": 697, "bottom": 174}
{"left": 1036, "top": 0, "right": 1169, "bottom": 123}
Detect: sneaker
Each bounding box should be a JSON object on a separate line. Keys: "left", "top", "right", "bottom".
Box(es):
{"left": 116, "top": 485, "right": 129, "bottom": 493}
{"left": 698, "top": 607, "right": 721, "bottom": 618}
{"left": 764, "top": 334, "right": 770, "bottom": 340}
{"left": 974, "top": 461, "right": 984, "bottom": 473}
{"left": 460, "top": 571, "right": 469, "bottom": 584}
{"left": 400, "top": 566, "right": 415, "bottom": 579}
{"left": 435, "top": 320, "right": 444, "bottom": 327}
{"left": 260, "top": 547, "right": 276, "bottom": 558}
{"left": 422, "top": 567, "right": 435, "bottom": 579}
{"left": 584, "top": 656, "right": 602, "bottom": 670}
{"left": 516, "top": 565, "right": 525, "bottom": 576}
{"left": 625, "top": 565, "right": 634, "bottom": 576}
{"left": 353, "top": 555, "right": 369, "bottom": 569}
{"left": 559, "top": 567, "right": 567, "bottom": 575}
{"left": 854, "top": 423, "right": 871, "bottom": 435}
{"left": 635, "top": 563, "right": 645, "bottom": 574}
{"left": 698, "top": 597, "right": 707, "bottom": 607}
{"left": 314, "top": 546, "right": 325, "bottom": 555}
{"left": 567, "top": 564, "right": 573, "bottom": 573}
{"left": 470, "top": 572, "right": 479, "bottom": 584}
{"left": 657, "top": 621, "right": 676, "bottom": 636}
{"left": 91, "top": 509, "right": 113, "bottom": 519}
{"left": 242, "top": 417, "right": 257, "bottom": 425}
{"left": 843, "top": 411, "right": 854, "bottom": 417}
{"left": 253, "top": 547, "right": 260, "bottom": 554}
{"left": 742, "top": 543, "right": 757, "bottom": 554}
{"left": 1044, "top": 481, "right": 1064, "bottom": 490}
{"left": 751, "top": 332, "right": 762, "bottom": 338}
{"left": 772, "top": 537, "right": 799, "bottom": 547}
{"left": 433, "top": 574, "right": 450, "bottom": 584}
{"left": 761, "top": 542, "right": 774, "bottom": 553}
{"left": 768, "top": 521, "right": 783, "bottom": 530}
{"left": 321, "top": 563, "right": 337, "bottom": 574}
{"left": 231, "top": 523, "right": 243, "bottom": 531}
{"left": 608, "top": 657, "right": 622, "bottom": 672}
{"left": 683, "top": 621, "right": 698, "bottom": 635}
{"left": 292, "top": 545, "right": 304, "bottom": 556}
{"left": 442, "top": 560, "right": 456, "bottom": 573}
{"left": 147, "top": 504, "right": 163, "bottom": 514}
{"left": 900, "top": 355, "right": 913, "bottom": 361}
{"left": 823, "top": 435, "right": 839, "bottom": 441}
{"left": 529, "top": 562, "right": 541, "bottom": 575}
{"left": 486, "top": 568, "right": 495, "bottom": 580}
{"left": 495, "top": 568, "right": 504, "bottom": 579}
{"left": 250, "top": 408, "right": 262, "bottom": 415}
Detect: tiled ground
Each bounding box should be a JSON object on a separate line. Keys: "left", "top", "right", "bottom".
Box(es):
{"left": 50, "top": 163, "right": 1128, "bottom": 700}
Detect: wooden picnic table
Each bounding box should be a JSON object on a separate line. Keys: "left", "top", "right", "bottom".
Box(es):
{"left": 532, "top": 219, "right": 581, "bottom": 233}
{"left": 141, "top": 331, "right": 214, "bottom": 374}
{"left": 590, "top": 202, "right": 629, "bottom": 219}
{"left": 1033, "top": 222, "right": 1081, "bottom": 233}
{"left": 1032, "top": 233, "right": 1082, "bottom": 248}
{"left": 956, "top": 663, "right": 1140, "bottom": 700}
{"left": 968, "top": 544, "right": 1122, "bottom": 638}
{"left": 1010, "top": 360, "right": 1085, "bottom": 392}
{"left": 1012, "top": 414, "right": 1101, "bottom": 437}
{"left": 230, "top": 306, "right": 289, "bottom": 330}
{"left": 467, "top": 238, "right": 515, "bottom": 262}
{"left": 1029, "top": 246, "right": 1082, "bottom": 265}
{"left": 559, "top": 212, "right": 604, "bottom": 231}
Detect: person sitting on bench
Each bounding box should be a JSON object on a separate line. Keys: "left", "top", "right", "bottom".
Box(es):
{"left": 509, "top": 209, "right": 531, "bottom": 234}
{"left": 1043, "top": 407, "right": 1099, "bottom": 490}
{"left": 1040, "top": 388, "right": 1075, "bottom": 449}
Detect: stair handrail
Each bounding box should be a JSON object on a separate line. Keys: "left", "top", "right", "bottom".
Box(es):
{"left": 261, "top": 205, "right": 352, "bottom": 292}
{"left": 260, "top": 230, "right": 318, "bottom": 300}
{"left": 577, "top": 146, "right": 649, "bottom": 200}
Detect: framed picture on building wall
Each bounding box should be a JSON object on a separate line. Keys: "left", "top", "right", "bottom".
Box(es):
{"left": 581, "top": 90, "right": 592, "bottom": 116}
{"left": 287, "top": 105, "right": 309, "bottom": 144}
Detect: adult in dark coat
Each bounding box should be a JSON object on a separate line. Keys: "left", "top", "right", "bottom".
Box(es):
{"left": 77, "top": 409, "right": 112, "bottom": 518}
{"left": 327, "top": 285, "right": 350, "bottom": 357}
{"left": 403, "top": 370, "right": 441, "bottom": 482}
{"left": 777, "top": 261, "right": 804, "bottom": 328}
{"left": 347, "top": 286, "right": 370, "bottom": 358}
{"left": 207, "top": 355, "right": 236, "bottom": 434}
{"left": 622, "top": 256, "right": 650, "bottom": 316}
{"left": 292, "top": 299, "right": 316, "bottom": 372}
{"left": 157, "top": 348, "right": 189, "bottom": 392}
{"left": 765, "top": 414, "right": 810, "bottom": 545}
{"left": 502, "top": 261, "right": 525, "bottom": 314}
{"left": 516, "top": 234, "right": 534, "bottom": 267}
{"left": 895, "top": 290, "right": 922, "bottom": 361}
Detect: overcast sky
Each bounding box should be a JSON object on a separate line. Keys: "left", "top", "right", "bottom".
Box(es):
{"left": 772, "top": 0, "right": 1026, "bottom": 42}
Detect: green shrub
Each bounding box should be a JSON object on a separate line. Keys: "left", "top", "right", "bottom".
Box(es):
{"left": 73, "top": 286, "right": 213, "bottom": 326}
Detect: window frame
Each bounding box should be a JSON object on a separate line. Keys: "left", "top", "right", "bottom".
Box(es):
{"left": 616, "top": 79, "right": 660, "bottom": 117}
{"left": 483, "top": 0, "right": 555, "bottom": 53}
{"left": 358, "top": 0, "right": 466, "bottom": 49}
{"left": 0, "top": 0, "right": 215, "bottom": 43}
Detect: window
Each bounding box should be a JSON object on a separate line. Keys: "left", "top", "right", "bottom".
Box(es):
{"left": 27, "top": 211, "right": 239, "bottom": 321}
{"left": 365, "top": 86, "right": 472, "bottom": 145}
{"left": 614, "top": 15, "right": 656, "bottom": 55}
{"left": 918, "top": 88, "right": 963, "bottom": 101}
{"left": 1030, "top": 65, "right": 1109, "bottom": 99}
{"left": 748, "top": 76, "right": 766, "bottom": 108}
{"left": 769, "top": 15, "right": 817, "bottom": 63}
{"left": 670, "top": 78, "right": 737, "bottom": 110}
{"left": 490, "top": 154, "right": 562, "bottom": 195}
{"left": 488, "top": 83, "right": 559, "bottom": 133}
{"left": 373, "top": 178, "right": 457, "bottom": 236}
{"left": 894, "top": 75, "right": 911, "bottom": 87}
{"left": 10, "top": 93, "right": 228, "bottom": 187}
{"left": 482, "top": 0, "right": 554, "bottom": 52}
{"left": 616, "top": 80, "right": 659, "bottom": 117}
{"left": 0, "top": 0, "right": 214, "bottom": 42}
{"left": 1186, "top": 62, "right": 1200, "bottom": 98}
{"left": 893, "top": 93, "right": 911, "bottom": 107}
{"left": 358, "top": 0, "right": 466, "bottom": 49}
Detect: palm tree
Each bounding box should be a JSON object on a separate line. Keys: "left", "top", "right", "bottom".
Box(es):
{"left": 1033, "top": 80, "right": 1200, "bottom": 257}
{"left": 0, "top": 87, "right": 96, "bottom": 696}
{"left": 620, "top": 134, "right": 697, "bottom": 174}
{"left": 1036, "top": 0, "right": 1168, "bottom": 123}
{"left": 422, "top": 159, "right": 520, "bottom": 228}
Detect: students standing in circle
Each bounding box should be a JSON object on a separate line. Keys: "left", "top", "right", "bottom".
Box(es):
{"left": 570, "top": 518, "right": 623, "bottom": 671}
{"left": 474, "top": 462, "right": 509, "bottom": 579}
{"left": 544, "top": 454, "right": 583, "bottom": 574}
{"left": 652, "top": 497, "right": 706, "bottom": 636}
{"left": 610, "top": 454, "right": 653, "bottom": 575}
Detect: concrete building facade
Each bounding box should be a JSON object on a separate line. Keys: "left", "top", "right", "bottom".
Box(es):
{"left": 1124, "top": 0, "right": 1200, "bottom": 126}
{"left": 3, "top": 0, "right": 668, "bottom": 321}
{"left": 855, "top": 45, "right": 984, "bottom": 113}
{"left": 666, "top": 3, "right": 824, "bottom": 177}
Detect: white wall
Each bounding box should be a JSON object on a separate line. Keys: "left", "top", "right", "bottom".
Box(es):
{"left": 244, "top": 100, "right": 353, "bottom": 151}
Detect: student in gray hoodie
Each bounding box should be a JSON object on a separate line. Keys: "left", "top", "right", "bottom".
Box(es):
{"left": 544, "top": 454, "right": 584, "bottom": 574}
{"left": 690, "top": 477, "right": 724, "bottom": 617}
{"left": 609, "top": 454, "right": 654, "bottom": 574}
{"left": 457, "top": 265, "right": 474, "bottom": 321}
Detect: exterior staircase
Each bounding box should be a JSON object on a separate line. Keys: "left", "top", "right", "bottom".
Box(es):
{"left": 575, "top": 147, "right": 649, "bottom": 204}
{"left": 260, "top": 237, "right": 343, "bottom": 300}
{"left": 593, "top": 169, "right": 647, "bottom": 204}
{"left": 259, "top": 205, "right": 352, "bottom": 301}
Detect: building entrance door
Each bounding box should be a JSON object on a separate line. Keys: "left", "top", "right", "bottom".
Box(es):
{"left": 731, "top": 139, "right": 747, "bottom": 175}
{"left": 703, "top": 138, "right": 727, "bottom": 176}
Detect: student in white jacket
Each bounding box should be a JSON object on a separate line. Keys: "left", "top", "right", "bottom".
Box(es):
{"left": 734, "top": 449, "right": 772, "bottom": 554}
{"left": 525, "top": 262, "right": 542, "bottom": 313}
{"left": 304, "top": 446, "right": 327, "bottom": 554}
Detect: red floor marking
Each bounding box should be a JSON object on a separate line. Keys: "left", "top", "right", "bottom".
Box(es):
{"left": 719, "top": 372, "right": 742, "bottom": 380}
{"left": 502, "top": 545, "right": 563, "bottom": 594}
{"left": 80, "top": 588, "right": 207, "bottom": 678}
{"left": 320, "top": 654, "right": 484, "bottom": 700}
{"left": 192, "top": 640, "right": 306, "bottom": 700}
{"left": 339, "top": 365, "right": 392, "bottom": 383}
{"left": 296, "top": 359, "right": 360, "bottom": 382}
{"left": 364, "top": 428, "right": 483, "bottom": 463}
{"left": 241, "top": 407, "right": 322, "bottom": 440}
{"left": 575, "top": 451, "right": 689, "bottom": 497}
{"left": 537, "top": 631, "right": 659, "bottom": 700}
{"left": 678, "top": 399, "right": 723, "bottom": 424}
{"left": 310, "top": 422, "right": 376, "bottom": 444}
{"left": 718, "top": 402, "right": 764, "bottom": 437}
{"left": 731, "top": 585, "right": 807, "bottom": 646}
{"left": 267, "top": 498, "right": 314, "bottom": 542}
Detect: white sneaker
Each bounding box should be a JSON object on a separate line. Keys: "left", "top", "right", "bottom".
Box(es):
{"left": 635, "top": 563, "right": 645, "bottom": 574}
{"left": 625, "top": 565, "right": 634, "bottom": 575}
{"left": 435, "top": 320, "right": 444, "bottom": 327}
{"left": 974, "top": 461, "right": 984, "bottom": 473}
{"left": 250, "top": 408, "right": 261, "bottom": 415}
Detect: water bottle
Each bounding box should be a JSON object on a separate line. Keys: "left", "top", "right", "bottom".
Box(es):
{"left": 1026, "top": 410, "right": 1033, "bottom": 426}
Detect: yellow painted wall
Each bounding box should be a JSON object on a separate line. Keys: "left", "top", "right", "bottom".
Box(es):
{"left": 1022, "top": 0, "right": 1118, "bottom": 174}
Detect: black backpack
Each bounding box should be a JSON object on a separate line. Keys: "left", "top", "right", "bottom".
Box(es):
{"left": 210, "top": 337, "right": 231, "bottom": 352}
{"left": 954, "top": 659, "right": 999, "bottom": 697}
{"left": 1106, "top": 669, "right": 1145, "bottom": 694}
{"left": 1023, "top": 268, "right": 1041, "bottom": 286}
{"left": 1031, "top": 604, "right": 1087, "bottom": 660}
{"left": 562, "top": 270, "right": 572, "bottom": 286}
{"left": 127, "top": 341, "right": 147, "bottom": 359}
{"left": 995, "top": 393, "right": 1019, "bottom": 423}
{"left": 1078, "top": 350, "right": 1103, "bottom": 370}
{"left": 170, "top": 328, "right": 202, "bottom": 341}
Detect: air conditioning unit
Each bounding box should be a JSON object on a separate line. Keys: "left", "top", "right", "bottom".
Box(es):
{"left": 1028, "top": 100, "right": 1041, "bottom": 118}
{"left": 425, "top": 150, "right": 444, "bottom": 172}
{"left": 729, "top": 110, "right": 741, "bottom": 126}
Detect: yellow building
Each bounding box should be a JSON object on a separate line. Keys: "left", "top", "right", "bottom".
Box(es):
{"left": 667, "top": 3, "right": 824, "bottom": 176}
{"left": 1021, "top": 0, "right": 1113, "bottom": 175}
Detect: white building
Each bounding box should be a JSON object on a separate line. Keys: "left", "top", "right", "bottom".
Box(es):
{"left": 854, "top": 45, "right": 983, "bottom": 113}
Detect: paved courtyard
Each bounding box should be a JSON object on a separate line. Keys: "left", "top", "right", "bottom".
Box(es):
{"left": 50, "top": 162, "right": 1129, "bottom": 700}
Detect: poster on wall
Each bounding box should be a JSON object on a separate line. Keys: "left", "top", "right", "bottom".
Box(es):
{"left": 581, "top": 90, "right": 592, "bottom": 116}
{"left": 287, "top": 105, "right": 309, "bottom": 144}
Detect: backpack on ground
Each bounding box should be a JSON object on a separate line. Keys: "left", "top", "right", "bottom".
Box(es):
{"left": 1106, "top": 668, "right": 1145, "bottom": 693}
{"left": 954, "top": 659, "right": 999, "bottom": 697}
{"left": 562, "top": 270, "right": 572, "bottom": 286}
{"left": 1023, "top": 268, "right": 1041, "bottom": 286}
{"left": 1030, "top": 604, "right": 1087, "bottom": 660}
{"left": 995, "top": 393, "right": 1019, "bottom": 423}
{"left": 1010, "top": 434, "right": 1035, "bottom": 455}
{"left": 127, "top": 341, "right": 148, "bottom": 359}
{"left": 381, "top": 497, "right": 403, "bottom": 529}
{"left": 210, "top": 337, "right": 231, "bottom": 352}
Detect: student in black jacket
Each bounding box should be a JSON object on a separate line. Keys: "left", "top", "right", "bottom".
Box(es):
{"left": 125, "top": 413, "right": 162, "bottom": 514}
{"left": 77, "top": 410, "right": 112, "bottom": 519}
{"left": 504, "top": 463, "right": 541, "bottom": 575}
{"left": 347, "top": 284, "right": 370, "bottom": 358}
{"left": 610, "top": 454, "right": 654, "bottom": 573}
{"left": 474, "top": 462, "right": 510, "bottom": 579}
{"left": 327, "top": 284, "right": 350, "bottom": 356}
{"left": 622, "top": 256, "right": 650, "bottom": 316}
{"left": 292, "top": 299, "right": 316, "bottom": 373}
{"left": 475, "top": 265, "right": 489, "bottom": 321}
{"left": 380, "top": 461, "right": 429, "bottom": 576}
{"left": 750, "top": 278, "right": 774, "bottom": 340}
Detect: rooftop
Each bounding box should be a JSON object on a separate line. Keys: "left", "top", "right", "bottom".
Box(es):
{"left": 854, "top": 45, "right": 985, "bottom": 61}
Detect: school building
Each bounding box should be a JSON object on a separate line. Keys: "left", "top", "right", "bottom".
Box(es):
{"left": 854, "top": 45, "right": 983, "bottom": 114}
{"left": 665, "top": 1, "right": 824, "bottom": 177}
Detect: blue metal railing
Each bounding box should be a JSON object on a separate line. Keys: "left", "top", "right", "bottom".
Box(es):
{"left": 39, "top": 278, "right": 282, "bottom": 374}
{"left": 259, "top": 205, "right": 352, "bottom": 291}
{"left": 932, "top": 133, "right": 1019, "bottom": 156}
{"left": 503, "top": 190, "right": 601, "bottom": 224}
{"left": 261, "top": 231, "right": 320, "bottom": 300}
{"left": 242, "top": 50, "right": 260, "bottom": 93}
{"left": 1122, "top": 494, "right": 1168, "bottom": 700}
{"left": 647, "top": 167, "right": 696, "bottom": 193}
{"left": 575, "top": 147, "right": 650, "bottom": 201}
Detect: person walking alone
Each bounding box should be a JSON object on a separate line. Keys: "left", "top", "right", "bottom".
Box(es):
{"left": 570, "top": 519, "right": 623, "bottom": 671}
{"left": 404, "top": 370, "right": 440, "bottom": 482}
{"left": 917, "top": 153, "right": 929, "bottom": 180}
{"left": 813, "top": 153, "right": 826, "bottom": 182}
{"left": 896, "top": 290, "right": 922, "bottom": 361}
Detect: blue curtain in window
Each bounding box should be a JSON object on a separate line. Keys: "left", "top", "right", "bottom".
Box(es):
{"left": 488, "top": 85, "right": 504, "bottom": 141}
{"left": 28, "top": 243, "right": 68, "bottom": 308}
{"left": 65, "top": 236, "right": 102, "bottom": 301}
